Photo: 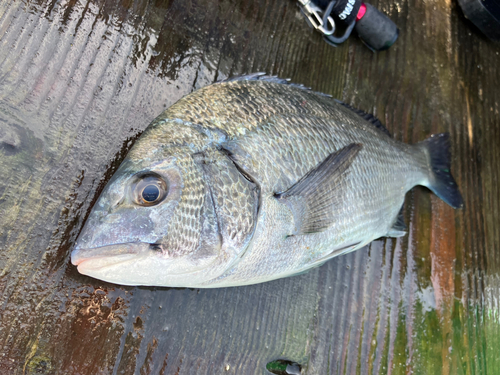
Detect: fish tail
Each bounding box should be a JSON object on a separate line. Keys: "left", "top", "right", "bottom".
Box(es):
{"left": 418, "top": 133, "right": 464, "bottom": 209}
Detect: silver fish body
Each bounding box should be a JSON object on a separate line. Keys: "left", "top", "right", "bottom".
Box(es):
{"left": 71, "top": 75, "right": 463, "bottom": 287}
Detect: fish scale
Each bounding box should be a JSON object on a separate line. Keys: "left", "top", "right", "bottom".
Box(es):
{"left": 162, "top": 151, "right": 205, "bottom": 256}
{"left": 71, "top": 76, "right": 463, "bottom": 287}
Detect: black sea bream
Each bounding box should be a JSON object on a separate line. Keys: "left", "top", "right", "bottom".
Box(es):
{"left": 71, "top": 75, "right": 463, "bottom": 287}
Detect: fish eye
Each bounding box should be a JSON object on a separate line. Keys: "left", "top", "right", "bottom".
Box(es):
{"left": 142, "top": 184, "right": 160, "bottom": 202}
{"left": 133, "top": 175, "right": 168, "bottom": 206}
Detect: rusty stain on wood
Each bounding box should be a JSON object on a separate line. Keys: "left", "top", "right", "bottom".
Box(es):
{"left": 0, "top": 0, "right": 499, "bottom": 374}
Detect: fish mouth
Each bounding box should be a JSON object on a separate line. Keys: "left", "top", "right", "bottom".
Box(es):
{"left": 71, "top": 243, "right": 152, "bottom": 271}
{"left": 70, "top": 242, "right": 221, "bottom": 287}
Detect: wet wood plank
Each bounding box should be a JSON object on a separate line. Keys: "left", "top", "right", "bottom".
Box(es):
{"left": 0, "top": 0, "right": 499, "bottom": 374}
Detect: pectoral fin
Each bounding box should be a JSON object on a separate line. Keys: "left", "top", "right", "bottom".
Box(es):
{"left": 275, "top": 143, "right": 362, "bottom": 235}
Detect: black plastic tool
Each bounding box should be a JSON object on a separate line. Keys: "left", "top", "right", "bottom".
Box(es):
{"left": 354, "top": 3, "right": 399, "bottom": 51}
{"left": 458, "top": 0, "right": 500, "bottom": 41}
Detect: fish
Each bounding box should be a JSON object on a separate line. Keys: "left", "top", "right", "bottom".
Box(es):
{"left": 70, "top": 74, "right": 463, "bottom": 288}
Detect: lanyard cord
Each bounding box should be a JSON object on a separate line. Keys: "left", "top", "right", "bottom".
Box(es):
{"left": 322, "top": 0, "right": 358, "bottom": 45}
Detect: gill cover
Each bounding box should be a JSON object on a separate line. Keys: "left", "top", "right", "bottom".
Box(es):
{"left": 72, "top": 140, "right": 259, "bottom": 286}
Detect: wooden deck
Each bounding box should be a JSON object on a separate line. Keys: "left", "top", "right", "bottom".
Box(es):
{"left": 0, "top": 0, "right": 499, "bottom": 374}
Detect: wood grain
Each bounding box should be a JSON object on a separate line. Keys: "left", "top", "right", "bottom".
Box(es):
{"left": 0, "top": 0, "right": 499, "bottom": 374}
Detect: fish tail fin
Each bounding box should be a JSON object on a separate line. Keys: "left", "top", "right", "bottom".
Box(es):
{"left": 418, "top": 133, "right": 464, "bottom": 209}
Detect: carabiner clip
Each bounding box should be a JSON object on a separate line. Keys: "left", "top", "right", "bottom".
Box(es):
{"left": 298, "top": 0, "right": 336, "bottom": 35}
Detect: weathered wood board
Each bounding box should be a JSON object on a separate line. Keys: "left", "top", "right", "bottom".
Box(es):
{"left": 0, "top": 0, "right": 499, "bottom": 374}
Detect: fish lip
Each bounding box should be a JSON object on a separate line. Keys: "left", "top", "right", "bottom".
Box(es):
{"left": 71, "top": 243, "right": 150, "bottom": 267}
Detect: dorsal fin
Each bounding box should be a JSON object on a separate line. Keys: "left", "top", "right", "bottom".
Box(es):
{"left": 220, "top": 73, "right": 332, "bottom": 97}
{"left": 335, "top": 100, "right": 392, "bottom": 137}
{"left": 221, "top": 74, "right": 391, "bottom": 136}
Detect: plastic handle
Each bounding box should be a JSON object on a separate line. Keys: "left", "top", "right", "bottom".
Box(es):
{"left": 354, "top": 3, "right": 398, "bottom": 51}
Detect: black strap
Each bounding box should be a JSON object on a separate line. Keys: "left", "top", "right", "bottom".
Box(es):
{"left": 330, "top": 0, "right": 361, "bottom": 27}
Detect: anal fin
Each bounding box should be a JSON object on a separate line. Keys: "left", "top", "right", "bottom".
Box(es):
{"left": 275, "top": 143, "right": 362, "bottom": 235}
{"left": 386, "top": 206, "right": 407, "bottom": 238}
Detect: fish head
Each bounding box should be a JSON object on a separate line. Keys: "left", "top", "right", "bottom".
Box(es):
{"left": 71, "top": 141, "right": 230, "bottom": 287}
